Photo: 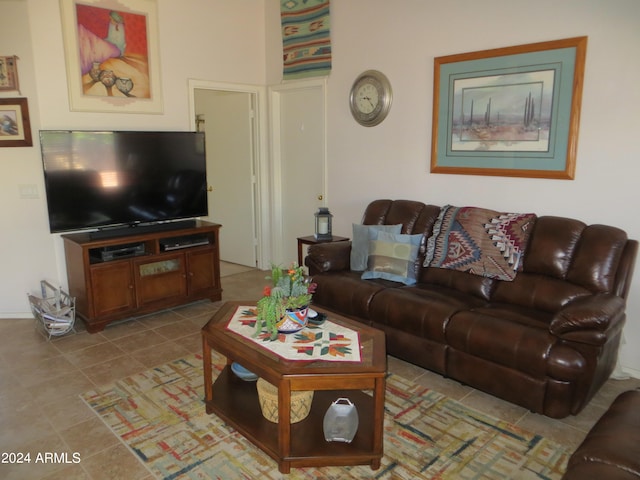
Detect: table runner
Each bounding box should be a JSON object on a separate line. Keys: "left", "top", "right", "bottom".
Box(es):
{"left": 226, "top": 305, "right": 361, "bottom": 362}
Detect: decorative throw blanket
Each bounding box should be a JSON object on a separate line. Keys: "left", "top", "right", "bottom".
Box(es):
{"left": 280, "top": 0, "right": 331, "bottom": 79}
{"left": 425, "top": 205, "right": 537, "bottom": 281}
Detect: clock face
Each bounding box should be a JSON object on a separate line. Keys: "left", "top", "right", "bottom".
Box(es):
{"left": 350, "top": 70, "right": 392, "bottom": 126}
{"left": 354, "top": 81, "right": 381, "bottom": 115}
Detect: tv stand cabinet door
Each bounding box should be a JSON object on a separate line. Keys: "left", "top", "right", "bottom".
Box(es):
{"left": 186, "top": 248, "right": 220, "bottom": 299}
{"left": 134, "top": 254, "right": 188, "bottom": 307}
{"left": 90, "top": 261, "right": 135, "bottom": 319}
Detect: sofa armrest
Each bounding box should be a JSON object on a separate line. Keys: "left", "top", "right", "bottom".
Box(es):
{"left": 549, "top": 294, "right": 626, "bottom": 345}
{"left": 305, "top": 241, "right": 352, "bottom": 274}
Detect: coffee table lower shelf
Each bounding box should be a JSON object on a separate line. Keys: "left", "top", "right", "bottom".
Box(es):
{"left": 205, "top": 366, "right": 381, "bottom": 473}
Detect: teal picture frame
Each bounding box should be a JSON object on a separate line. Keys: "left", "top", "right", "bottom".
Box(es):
{"left": 431, "top": 37, "right": 587, "bottom": 179}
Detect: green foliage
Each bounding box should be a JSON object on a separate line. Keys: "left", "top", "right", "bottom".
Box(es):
{"left": 254, "top": 263, "right": 316, "bottom": 340}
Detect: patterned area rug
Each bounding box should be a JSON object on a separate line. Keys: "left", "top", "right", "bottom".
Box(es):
{"left": 81, "top": 353, "right": 570, "bottom": 479}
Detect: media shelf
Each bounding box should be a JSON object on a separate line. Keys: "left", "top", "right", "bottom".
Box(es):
{"left": 62, "top": 220, "right": 222, "bottom": 333}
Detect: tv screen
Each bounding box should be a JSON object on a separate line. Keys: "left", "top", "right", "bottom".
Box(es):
{"left": 40, "top": 130, "right": 208, "bottom": 234}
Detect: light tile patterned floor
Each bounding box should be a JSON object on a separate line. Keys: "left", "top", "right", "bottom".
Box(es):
{"left": 1, "top": 265, "right": 638, "bottom": 479}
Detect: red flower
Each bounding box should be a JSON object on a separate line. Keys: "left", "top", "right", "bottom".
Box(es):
{"left": 307, "top": 282, "right": 317, "bottom": 294}
{"left": 262, "top": 286, "right": 271, "bottom": 297}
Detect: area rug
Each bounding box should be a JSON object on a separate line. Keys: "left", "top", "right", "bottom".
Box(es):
{"left": 81, "top": 353, "right": 570, "bottom": 479}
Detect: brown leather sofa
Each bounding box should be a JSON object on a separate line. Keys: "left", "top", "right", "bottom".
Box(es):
{"left": 562, "top": 389, "right": 640, "bottom": 479}
{"left": 305, "top": 199, "right": 638, "bottom": 418}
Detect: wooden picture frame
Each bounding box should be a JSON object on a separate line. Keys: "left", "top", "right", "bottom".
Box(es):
{"left": 0, "top": 98, "right": 33, "bottom": 147}
{"left": 0, "top": 56, "right": 20, "bottom": 92}
{"left": 59, "top": 0, "right": 163, "bottom": 113}
{"left": 431, "top": 37, "right": 587, "bottom": 179}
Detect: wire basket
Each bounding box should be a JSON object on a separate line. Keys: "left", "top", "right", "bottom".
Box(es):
{"left": 28, "top": 281, "right": 76, "bottom": 339}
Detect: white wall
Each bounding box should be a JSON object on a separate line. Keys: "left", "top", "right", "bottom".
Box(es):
{"left": 0, "top": 0, "right": 58, "bottom": 315}
{"left": 309, "top": 0, "right": 640, "bottom": 375}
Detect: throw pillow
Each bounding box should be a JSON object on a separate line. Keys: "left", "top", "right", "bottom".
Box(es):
{"left": 351, "top": 223, "right": 402, "bottom": 271}
{"left": 424, "top": 205, "right": 537, "bottom": 281}
{"left": 361, "top": 230, "right": 423, "bottom": 285}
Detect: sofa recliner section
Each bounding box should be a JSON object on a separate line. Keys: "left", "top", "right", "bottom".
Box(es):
{"left": 562, "top": 389, "right": 640, "bottom": 479}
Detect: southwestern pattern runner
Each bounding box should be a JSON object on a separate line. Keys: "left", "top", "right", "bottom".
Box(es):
{"left": 81, "top": 354, "right": 570, "bottom": 479}
{"left": 226, "top": 305, "right": 361, "bottom": 362}
{"left": 281, "top": 0, "right": 331, "bottom": 79}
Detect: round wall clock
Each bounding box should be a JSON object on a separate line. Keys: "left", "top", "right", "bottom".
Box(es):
{"left": 349, "top": 70, "right": 392, "bottom": 127}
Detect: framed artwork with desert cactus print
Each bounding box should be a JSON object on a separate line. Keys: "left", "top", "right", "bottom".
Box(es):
{"left": 60, "top": 0, "right": 163, "bottom": 113}
{"left": 431, "top": 37, "right": 587, "bottom": 180}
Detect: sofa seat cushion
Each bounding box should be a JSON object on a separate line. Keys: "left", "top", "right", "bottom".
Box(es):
{"left": 368, "top": 285, "right": 486, "bottom": 343}
{"left": 311, "top": 271, "right": 403, "bottom": 321}
{"left": 446, "top": 305, "right": 586, "bottom": 380}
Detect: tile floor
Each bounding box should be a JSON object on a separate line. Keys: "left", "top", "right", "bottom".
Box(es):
{"left": 1, "top": 264, "right": 638, "bottom": 479}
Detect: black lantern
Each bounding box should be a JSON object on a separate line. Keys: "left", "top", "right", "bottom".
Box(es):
{"left": 314, "top": 207, "right": 333, "bottom": 240}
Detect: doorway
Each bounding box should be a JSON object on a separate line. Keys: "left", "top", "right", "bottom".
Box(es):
{"left": 269, "top": 78, "right": 327, "bottom": 266}
{"left": 189, "top": 80, "right": 268, "bottom": 269}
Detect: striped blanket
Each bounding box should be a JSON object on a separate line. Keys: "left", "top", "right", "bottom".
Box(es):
{"left": 281, "top": 0, "right": 331, "bottom": 79}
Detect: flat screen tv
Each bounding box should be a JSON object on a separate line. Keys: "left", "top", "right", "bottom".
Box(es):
{"left": 40, "top": 130, "right": 208, "bottom": 235}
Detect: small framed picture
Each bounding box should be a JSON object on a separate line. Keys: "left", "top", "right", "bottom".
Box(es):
{"left": 0, "top": 56, "right": 20, "bottom": 91}
{"left": 0, "top": 98, "right": 33, "bottom": 147}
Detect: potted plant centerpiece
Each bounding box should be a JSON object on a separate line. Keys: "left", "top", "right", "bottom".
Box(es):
{"left": 254, "top": 263, "right": 317, "bottom": 340}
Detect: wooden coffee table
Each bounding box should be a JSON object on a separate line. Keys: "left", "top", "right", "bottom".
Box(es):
{"left": 201, "top": 301, "right": 386, "bottom": 473}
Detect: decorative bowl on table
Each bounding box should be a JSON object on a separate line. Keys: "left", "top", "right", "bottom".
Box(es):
{"left": 230, "top": 362, "right": 258, "bottom": 381}
{"left": 307, "top": 308, "right": 327, "bottom": 326}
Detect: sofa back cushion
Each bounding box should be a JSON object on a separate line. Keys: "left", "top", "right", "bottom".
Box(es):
{"left": 492, "top": 216, "right": 630, "bottom": 311}
{"left": 362, "top": 199, "right": 441, "bottom": 237}
{"left": 523, "top": 216, "right": 628, "bottom": 293}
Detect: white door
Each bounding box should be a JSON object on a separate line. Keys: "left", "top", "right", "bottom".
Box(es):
{"left": 270, "top": 80, "right": 326, "bottom": 266}
{"left": 195, "top": 89, "right": 257, "bottom": 267}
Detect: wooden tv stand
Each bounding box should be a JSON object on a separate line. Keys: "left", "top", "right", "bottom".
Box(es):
{"left": 62, "top": 220, "right": 222, "bottom": 333}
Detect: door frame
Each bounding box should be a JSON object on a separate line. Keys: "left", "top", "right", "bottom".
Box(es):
{"left": 188, "top": 79, "right": 271, "bottom": 269}
{"left": 268, "top": 78, "right": 328, "bottom": 265}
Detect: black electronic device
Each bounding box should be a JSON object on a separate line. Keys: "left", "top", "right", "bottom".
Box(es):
{"left": 160, "top": 234, "right": 210, "bottom": 251}
{"left": 39, "top": 130, "right": 208, "bottom": 235}
{"left": 94, "top": 242, "right": 146, "bottom": 262}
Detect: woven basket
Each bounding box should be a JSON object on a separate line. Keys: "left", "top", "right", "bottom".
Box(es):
{"left": 256, "top": 378, "right": 314, "bottom": 424}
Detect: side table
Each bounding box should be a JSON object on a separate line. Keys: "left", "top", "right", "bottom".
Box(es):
{"left": 297, "top": 235, "right": 349, "bottom": 266}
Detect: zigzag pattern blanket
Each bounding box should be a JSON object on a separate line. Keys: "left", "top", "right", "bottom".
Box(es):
{"left": 425, "top": 205, "right": 537, "bottom": 281}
